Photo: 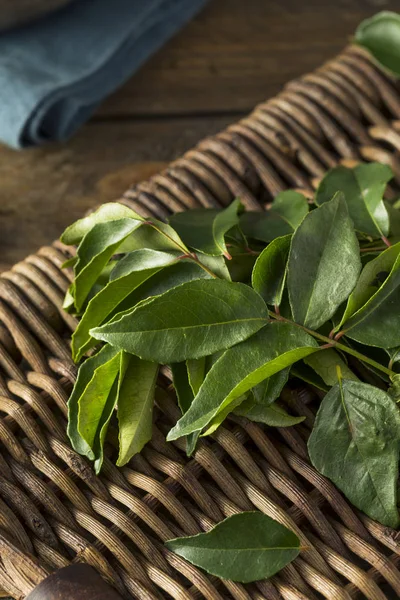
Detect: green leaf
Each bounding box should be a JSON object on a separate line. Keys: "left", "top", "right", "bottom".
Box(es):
{"left": 72, "top": 250, "right": 181, "bottom": 361}
{"left": 171, "top": 363, "right": 200, "bottom": 455}
{"left": 291, "top": 362, "right": 329, "bottom": 392}
{"left": 196, "top": 253, "right": 232, "bottom": 280}
{"left": 288, "top": 193, "right": 361, "bottom": 330}
{"left": 239, "top": 191, "right": 308, "bottom": 243}
{"left": 315, "top": 163, "right": 392, "bottom": 238}
{"left": 252, "top": 234, "right": 291, "bottom": 306}
{"left": 341, "top": 247, "right": 400, "bottom": 348}
{"left": 339, "top": 241, "right": 400, "bottom": 329}
{"left": 355, "top": 11, "right": 400, "bottom": 78}
{"left": 308, "top": 378, "right": 400, "bottom": 527}
{"left": 91, "top": 279, "right": 268, "bottom": 364}
{"left": 165, "top": 512, "right": 300, "bottom": 583}
{"left": 169, "top": 199, "right": 242, "bottom": 258}
{"left": 236, "top": 400, "right": 305, "bottom": 427}
{"left": 77, "top": 351, "right": 121, "bottom": 453}
{"left": 252, "top": 368, "right": 290, "bottom": 405}
{"left": 126, "top": 217, "right": 189, "bottom": 253}
{"left": 61, "top": 202, "right": 143, "bottom": 246}
{"left": 73, "top": 218, "right": 142, "bottom": 311}
{"left": 167, "top": 321, "right": 318, "bottom": 439}
{"left": 67, "top": 344, "right": 120, "bottom": 459}
{"left": 186, "top": 358, "right": 207, "bottom": 395}
{"left": 304, "top": 348, "right": 358, "bottom": 386}
{"left": 116, "top": 354, "right": 158, "bottom": 467}
{"left": 226, "top": 250, "right": 257, "bottom": 283}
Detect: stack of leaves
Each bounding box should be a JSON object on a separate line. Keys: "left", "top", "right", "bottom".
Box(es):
{"left": 62, "top": 160, "right": 400, "bottom": 583}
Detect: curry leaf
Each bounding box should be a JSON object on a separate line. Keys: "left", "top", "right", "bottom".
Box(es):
{"left": 235, "top": 399, "right": 305, "bottom": 427}
{"left": 116, "top": 354, "right": 158, "bottom": 467}
{"left": 172, "top": 363, "right": 200, "bottom": 455}
{"left": 72, "top": 250, "right": 181, "bottom": 361}
{"left": 315, "top": 163, "right": 392, "bottom": 238}
{"left": 165, "top": 512, "right": 300, "bottom": 583}
{"left": 167, "top": 322, "right": 318, "bottom": 439}
{"left": 341, "top": 249, "right": 400, "bottom": 348}
{"left": 67, "top": 344, "right": 120, "bottom": 459}
{"left": 304, "top": 349, "right": 359, "bottom": 386}
{"left": 338, "top": 242, "right": 400, "bottom": 329}
{"left": 61, "top": 202, "right": 143, "bottom": 246}
{"left": 73, "top": 218, "right": 143, "bottom": 311}
{"left": 308, "top": 378, "right": 400, "bottom": 527}
{"left": 288, "top": 193, "right": 361, "bottom": 330}
{"left": 169, "top": 199, "right": 242, "bottom": 258}
{"left": 252, "top": 234, "right": 291, "bottom": 306}
{"left": 355, "top": 11, "right": 400, "bottom": 77}
{"left": 252, "top": 368, "right": 290, "bottom": 405}
{"left": 90, "top": 279, "right": 268, "bottom": 364}
{"left": 239, "top": 191, "right": 308, "bottom": 243}
{"left": 186, "top": 358, "right": 207, "bottom": 395}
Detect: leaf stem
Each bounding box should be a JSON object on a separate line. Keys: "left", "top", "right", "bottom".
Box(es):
{"left": 268, "top": 311, "right": 394, "bottom": 377}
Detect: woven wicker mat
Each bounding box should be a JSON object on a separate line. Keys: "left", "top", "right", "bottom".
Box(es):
{"left": 0, "top": 44, "right": 400, "bottom": 600}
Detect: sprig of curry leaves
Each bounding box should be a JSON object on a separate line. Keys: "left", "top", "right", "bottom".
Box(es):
{"left": 62, "top": 160, "right": 400, "bottom": 582}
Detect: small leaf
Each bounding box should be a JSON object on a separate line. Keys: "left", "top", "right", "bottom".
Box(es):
{"left": 315, "top": 163, "right": 392, "bottom": 238}
{"left": 116, "top": 354, "right": 158, "bottom": 466}
{"left": 186, "top": 358, "right": 207, "bottom": 395}
{"left": 72, "top": 250, "right": 181, "bottom": 361}
{"left": 196, "top": 253, "right": 232, "bottom": 280}
{"left": 252, "top": 368, "right": 290, "bottom": 405}
{"left": 339, "top": 241, "right": 400, "bottom": 329}
{"left": 171, "top": 363, "right": 200, "bottom": 455}
{"left": 167, "top": 321, "right": 318, "bottom": 439}
{"left": 341, "top": 246, "right": 400, "bottom": 348}
{"left": 67, "top": 344, "right": 119, "bottom": 459}
{"left": 73, "top": 218, "right": 142, "bottom": 311}
{"left": 77, "top": 352, "right": 121, "bottom": 453}
{"left": 252, "top": 234, "right": 291, "bottom": 306}
{"left": 292, "top": 362, "right": 329, "bottom": 392}
{"left": 304, "top": 349, "right": 358, "bottom": 386}
{"left": 61, "top": 202, "right": 143, "bottom": 245}
{"left": 355, "top": 11, "right": 400, "bottom": 78}
{"left": 240, "top": 191, "right": 308, "bottom": 243}
{"left": 165, "top": 512, "right": 300, "bottom": 583}
{"left": 91, "top": 279, "right": 268, "bottom": 364}
{"left": 169, "top": 199, "right": 242, "bottom": 257}
{"left": 236, "top": 400, "right": 305, "bottom": 427}
{"left": 308, "top": 379, "right": 400, "bottom": 527}
{"left": 288, "top": 193, "right": 361, "bottom": 330}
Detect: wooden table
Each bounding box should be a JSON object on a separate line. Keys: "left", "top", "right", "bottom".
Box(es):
{"left": 1, "top": 0, "right": 398, "bottom": 272}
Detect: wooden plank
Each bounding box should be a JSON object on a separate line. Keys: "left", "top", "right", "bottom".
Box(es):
{"left": 0, "top": 116, "right": 233, "bottom": 271}
{"left": 97, "top": 0, "right": 399, "bottom": 117}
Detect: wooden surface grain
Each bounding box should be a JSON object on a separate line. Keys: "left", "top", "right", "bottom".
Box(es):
{"left": 1, "top": 0, "right": 399, "bottom": 271}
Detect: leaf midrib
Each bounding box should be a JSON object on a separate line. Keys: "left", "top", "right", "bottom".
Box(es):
{"left": 94, "top": 317, "right": 268, "bottom": 336}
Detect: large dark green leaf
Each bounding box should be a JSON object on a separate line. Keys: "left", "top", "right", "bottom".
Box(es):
{"left": 167, "top": 321, "right": 318, "bottom": 439}
{"left": 169, "top": 199, "right": 242, "bottom": 257}
{"left": 67, "top": 344, "right": 120, "bottom": 459}
{"left": 252, "top": 234, "right": 291, "bottom": 306}
{"left": 308, "top": 379, "right": 400, "bottom": 527}
{"left": 315, "top": 163, "right": 392, "bottom": 238}
{"left": 61, "top": 202, "right": 143, "bottom": 246}
{"left": 341, "top": 247, "right": 400, "bottom": 348}
{"left": 239, "top": 191, "right": 308, "bottom": 243}
{"left": 288, "top": 193, "right": 361, "bottom": 330}
{"left": 116, "top": 354, "right": 158, "bottom": 467}
{"left": 72, "top": 250, "right": 181, "bottom": 361}
{"left": 355, "top": 11, "right": 400, "bottom": 77}
{"left": 165, "top": 512, "right": 300, "bottom": 583}
{"left": 72, "top": 218, "right": 142, "bottom": 311}
{"left": 91, "top": 279, "right": 268, "bottom": 364}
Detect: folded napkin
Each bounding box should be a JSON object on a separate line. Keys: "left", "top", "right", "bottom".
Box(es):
{"left": 0, "top": 0, "right": 207, "bottom": 148}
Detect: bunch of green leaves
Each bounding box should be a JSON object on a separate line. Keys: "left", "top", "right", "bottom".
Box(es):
{"left": 62, "top": 161, "right": 400, "bottom": 583}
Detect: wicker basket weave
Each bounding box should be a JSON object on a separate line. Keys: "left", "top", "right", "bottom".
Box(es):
{"left": 1, "top": 44, "right": 400, "bottom": 600}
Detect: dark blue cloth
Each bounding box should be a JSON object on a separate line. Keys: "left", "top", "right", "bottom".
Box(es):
{"left": 0, "top": 0, "right": 207, "bottom": 148}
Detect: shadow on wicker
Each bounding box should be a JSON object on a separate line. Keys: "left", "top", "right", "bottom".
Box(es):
{"left": 0, "top": 45, "right": 400, "bottom": 600}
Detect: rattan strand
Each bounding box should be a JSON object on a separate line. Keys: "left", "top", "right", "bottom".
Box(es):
{"left": 0, "top": 45, "right": 400, "bottom": 599}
